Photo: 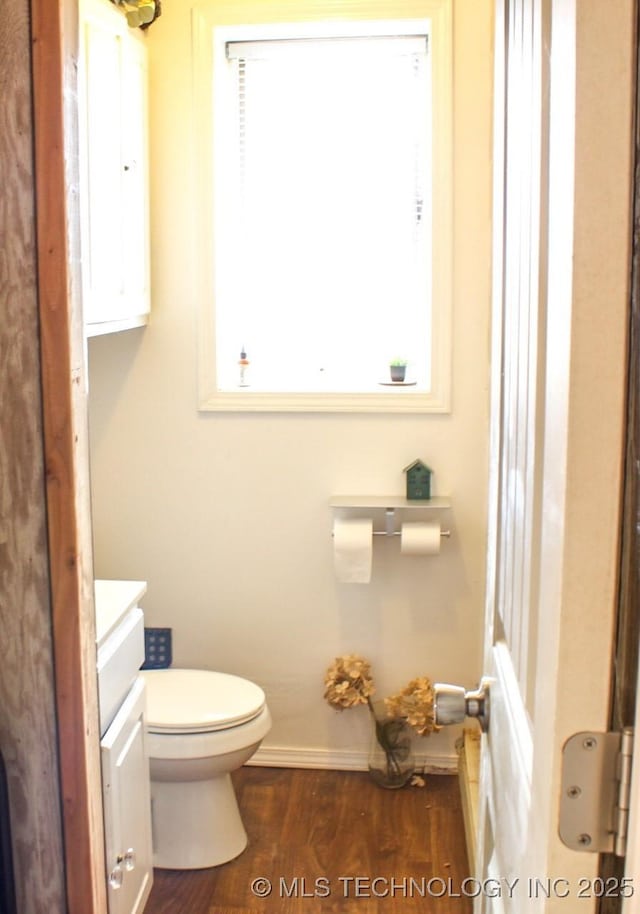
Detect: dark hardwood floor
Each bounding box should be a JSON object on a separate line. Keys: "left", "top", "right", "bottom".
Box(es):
{"left": 144, "top": 766, "right": 472, "bottom": 914}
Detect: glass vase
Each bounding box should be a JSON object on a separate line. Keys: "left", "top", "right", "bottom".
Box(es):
{"left": 367, "top": 701, "right": 415, "bottom": 789}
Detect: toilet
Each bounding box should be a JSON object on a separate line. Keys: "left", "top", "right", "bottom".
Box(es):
{"left": 140, "top": 668, "right": 271, "bottom": 869}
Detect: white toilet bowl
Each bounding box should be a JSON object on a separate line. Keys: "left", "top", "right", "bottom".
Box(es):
{"left": 141, "top": 668, "right": 271, "bottom": 869}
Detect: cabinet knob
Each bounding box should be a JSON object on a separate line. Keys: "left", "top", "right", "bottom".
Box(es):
{"left": 109, "top": 863, "right": 123, "bottom": 890}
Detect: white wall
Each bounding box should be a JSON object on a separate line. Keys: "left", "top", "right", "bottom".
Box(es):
{"left": 87, "top": 0, "right": 493, "bottom": 769}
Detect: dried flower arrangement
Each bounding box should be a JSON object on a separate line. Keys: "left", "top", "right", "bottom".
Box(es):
{"left": 110, "top": 0, "right": 161, "bottom": 29}
{"left": 323, "top": 654, "right": 439, "bottom": 788}
{"left": 385, "top": 676, "right": 438, "bottom": 737}
{"left": 323, "top": 654, "right": 375, "bottom": 710}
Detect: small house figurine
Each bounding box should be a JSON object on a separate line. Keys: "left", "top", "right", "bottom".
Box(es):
{"left": 404, "top": 459, "right": 433, "bottom": 500}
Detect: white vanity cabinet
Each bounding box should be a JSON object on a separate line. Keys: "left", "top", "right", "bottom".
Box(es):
{"left": 78, "top": 0, "right": 150, "bottom": 336}
{"left": 96, "top": 580, "right": 153, "bottom": 914}
{"left": 101, "top": 678, "right": 152, "bottom": 914}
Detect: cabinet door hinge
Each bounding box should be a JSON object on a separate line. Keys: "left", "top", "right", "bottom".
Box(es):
{"left": 559, "top": 728, "right": 633, "bottom": 856}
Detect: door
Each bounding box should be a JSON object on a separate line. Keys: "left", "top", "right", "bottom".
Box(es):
{"left": 476, "top": 0, "right": 634, "bottom": 910}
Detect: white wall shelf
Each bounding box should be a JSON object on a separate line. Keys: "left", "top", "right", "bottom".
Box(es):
{"left": 329, "top": 495, "right": 451, "bottom": 510}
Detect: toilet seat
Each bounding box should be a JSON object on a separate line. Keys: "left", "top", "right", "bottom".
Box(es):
{"left": 142, "top": 669, "right": 266, "bottom": 734}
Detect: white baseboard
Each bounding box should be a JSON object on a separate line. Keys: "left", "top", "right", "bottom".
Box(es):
{"left": 248, "top": 744, "right": 457, "bottom": 775}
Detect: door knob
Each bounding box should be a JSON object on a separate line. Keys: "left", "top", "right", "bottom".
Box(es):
{"left": 433, "top": 678, "right": 490, "bottom": 732}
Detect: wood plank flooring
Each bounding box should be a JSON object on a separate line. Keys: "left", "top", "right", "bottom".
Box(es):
{"left": 144, "top": 766, "right": 471, "bottom": 914}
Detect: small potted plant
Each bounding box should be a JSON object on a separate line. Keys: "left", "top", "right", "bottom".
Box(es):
{"left": 389, "top": 358, "right": 408, "bottom": 382}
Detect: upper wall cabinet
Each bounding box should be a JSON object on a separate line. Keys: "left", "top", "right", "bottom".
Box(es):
{"left": 79, "top": 0, "right": 150, "bottom": 336}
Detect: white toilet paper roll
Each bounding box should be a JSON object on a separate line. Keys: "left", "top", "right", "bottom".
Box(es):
{"left": 333, "top": 518, "right": 373, "bottom": 583}
{"left": 400, "top": 521, "right": 441, "bottom": 555}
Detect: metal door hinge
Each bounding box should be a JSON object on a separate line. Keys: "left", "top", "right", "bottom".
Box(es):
{"left": 559, "top": 728, "right": 633, "bottom": 856}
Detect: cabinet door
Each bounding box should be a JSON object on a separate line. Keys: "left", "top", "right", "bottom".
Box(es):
{"left": 79, "top": 0, "right": 150, "bottom": 333}
{"left": 101, "top": 677, "right": 153, "bottom": 914}
{"left": 120, "top": 36, "right": 150, "bottom": 323}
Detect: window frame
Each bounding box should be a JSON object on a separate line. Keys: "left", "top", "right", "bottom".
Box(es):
{"left": 193, "top": 1, "right": 453, "bottom": 413}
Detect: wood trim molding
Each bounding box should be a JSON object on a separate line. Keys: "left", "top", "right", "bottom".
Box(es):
{"left": 456, "top": 727, "right": 480, "bottom": 875}
{"left": 30, "top": 1, "right": 106, "bottom": 912}
{"left": 1, "top": 1, "right": 69, "bottom": 908}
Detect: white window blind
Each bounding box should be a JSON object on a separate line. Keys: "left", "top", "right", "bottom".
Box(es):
{"left": 215, "top": 33, "right": 432, "bottom": 393}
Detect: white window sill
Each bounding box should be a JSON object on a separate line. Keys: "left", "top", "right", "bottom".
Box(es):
{"left": 198, "top": 387, "right": 450, "bottom": 413}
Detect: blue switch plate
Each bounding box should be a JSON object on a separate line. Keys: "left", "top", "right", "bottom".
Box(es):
{"left": 142, "top": 627, "right": 172, "bottom": 670}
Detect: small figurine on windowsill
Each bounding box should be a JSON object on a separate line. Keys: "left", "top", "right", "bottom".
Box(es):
{"left": 238, "top": 347, "right": 250, "bottom": 387}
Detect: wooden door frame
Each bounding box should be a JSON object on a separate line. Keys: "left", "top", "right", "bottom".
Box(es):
{"left": 31, "top": 0, "right": 106, "bottom": 912}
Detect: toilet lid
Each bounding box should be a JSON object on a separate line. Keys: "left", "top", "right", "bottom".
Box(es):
{"left": 142, "top": 669, "right": 266, "bottom": 734}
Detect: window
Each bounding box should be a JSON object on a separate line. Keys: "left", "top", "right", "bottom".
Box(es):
{"left": 220, "top": 34, "right": 429, "bottom": 392}
{"left": 194, "top": 5, "right": 452, "bottom": 412}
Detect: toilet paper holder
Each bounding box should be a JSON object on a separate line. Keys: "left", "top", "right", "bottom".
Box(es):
{"left": 329, "top": 499, "right": 452, "bottom": 539}
{"left": 372, "top": 508, "right": 451, "bottom": 539}
{"left": 374, "top": 509, "right": 450, "bottom": 539}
